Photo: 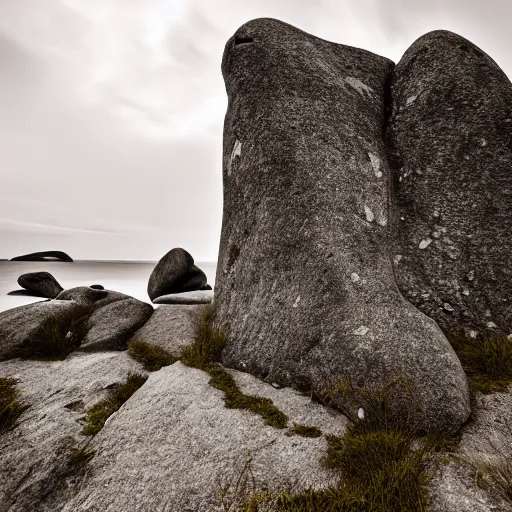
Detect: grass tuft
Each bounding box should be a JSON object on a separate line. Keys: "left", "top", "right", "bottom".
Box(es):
{"left": 68, "top": 444, "right": 95, "bottom": 469}
{"left": 82, "top": 373, "right": 147, "bottom": 436}
{"left": 17, "top": 305, "right": 92, "bottom": 360}
{"left": 128, "top": 339, "right": 178, "bottom": 371}
{"left": 445, "top": 331, "right": 512, "bottom": 393}
{"left": 181, "top": 305, "right": 288, "bottom": 429}
{"left": 0, "top": 377, "right": 28, "bottom": 433}
{"left": 292, "top": 423, "right": 322, "bottom": 438}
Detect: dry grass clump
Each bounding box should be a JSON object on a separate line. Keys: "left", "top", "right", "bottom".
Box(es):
{"left": 68, "top": 444, "right": 95, "bottom": 469}
{"left": 82, "top": 373, "right": 147, "bottom": 436}
{"left": 128, "top": 339, "right": 178, "bottom": 371}
{"left": 292, "top": 424, "right": 322, "bottom": 438}
{"left": 181, "top": 305, "right": 288, "bottom": 429}
{"left": 446, "top": 331, "right": 512, "bottom": 393}
{"left": 17, "top": 305, "right": 92, "bottom": 360}
{"left": 0, "top": 377, "right": 28, "bottom": 433}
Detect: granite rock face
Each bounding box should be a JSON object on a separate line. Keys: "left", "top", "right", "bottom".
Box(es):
{"left": 79, "top": 298, "right": 154, "bottom": 352}
{"left": 0, "top": 352, "right": 145, "bottom": 512}
{"left": 387, "top": 30, "right": 512, "bottom": 336}
{"left": 54, "top": 363, "right": 347, "bottom": 512}
{"left": 147, "top": 248, "right": 208, "bottom": 301}
{"left": 18, "top": 272, "right": 63, "bottom": 299}
{"left": 0, "top": 300, "right": 80, "bottom": 360}
{"left": 129, "top": 305, "right": 202, "bottom": 356}
{"left": 11, "top": 251, "right": 73, "bottom": 262}
{"left": 215, "top": 18, "right": 470, "bottom": 431}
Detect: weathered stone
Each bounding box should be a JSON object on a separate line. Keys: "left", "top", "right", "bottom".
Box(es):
{"left": 55, "top": 362, "right": 347, "bottom": 512}
{"left": 0, "top": 300, "right": 80, "bottom": 360}
{"left": 89, "top": 284, "right": 104, "bottom": 290}
{"left": 18, "top": 271, "right": 63, "bottom": 299}
{"left": 387, "top": 30, "right": 512, "bottom": 335}
{"left": 129, "top": 305, "right": 202, "bottom": 357}
{"left": 215, "top": 18, "right": 469, "bottom": 431}
{"left": 79, "top": 298, "right": 154, "bottom": 352}
{"left": 152, "top": 290, "right": 213, "bottom": 305}
{"left": 56, "top": 287, "right": 129, "bottom": 309}
{"left": 0, "top": 352, "right": 145, "bottom": 511}
{"left": 147, "top": 248, "right": 207, "bottom": 301}
{"left": 10, "top": 251, "right": 73, "bottom": 262}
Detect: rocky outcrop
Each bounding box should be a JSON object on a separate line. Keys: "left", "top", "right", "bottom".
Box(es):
{"left": 0, "top": 300, "right": 81, "bottom": 360}
{"left": 51, "top": 362, "right": 348, "bottom": 511}
{"left": 386, "top": 30, "right": 512, "bottom": 337}
{"left": 129, "top": 305, "right": 202, "bottom": 356}
{"left": 0, "top": 352, "right": 146, "bottom": 511}
{"left": 147, "top": 248, "right": 208, "bottom": 301}
{"left": 17, "top": 272, "right": 63, "bottom": 299}
{"left": 11, "top": 251, "right": 73, "bottom": 262}
{"left": 79, "top": 298, "right": 154, "bottom": 352}
{"left": 215, "top": 18, "right": 470, "bottom": 432}
{"left": 152, "top": 290, "right": 213, "bottom": 305}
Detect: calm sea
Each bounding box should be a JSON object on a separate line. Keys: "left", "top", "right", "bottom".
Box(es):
{"left": 0, "top": 261, "right": 217, "bottom": 313}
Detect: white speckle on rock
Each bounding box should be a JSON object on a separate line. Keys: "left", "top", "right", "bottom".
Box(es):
{"left": 368, "top": 153, "right": 382, "bottom": 178}
{"left": 350, "top": 273, "right": 360, "bottom": 283}
{"left": 462, "top": 288, "right": 470, "bottom": 296}
{"left": 481, "top": 139, "right": 488, "bottom": 146}
{"left": 228, "top": 140, "right": 242, "bottom": 176}
{"left": 364, "top": 205, "right": 374, "bottom": 222}
{"left": 358, "top": 408, "right": 365, "bottom": 420}
{"left": 406, "top": 94, "right": 419, "bottom": 106}
{"left": 484, "top": 309, "right": 491, "bottom": 318}
{"left": 507, "top": 334, "right": 512, "bottom": 340}
{"left": 443, "top": 303, "right": 454, "bottom": 312}
{"left": 394, "top": 255, "right": 402, "bottom": 265}
{"left": 419, "top": 238, "right": 432, "bottom": 249}
{"left": 353, "top": 326, "right": 369, "bottom": 336}
{"left": 292, "top": 295, "right": 301, "bottom": 308}
{"left": 377, "top": 215, "right": 387, "bottom": 227}
{"left": 433, "top": 209, "right": 440, "bottom": 218}
{"left": 432, "top": 231, "right": 440, "bottom": 239}
{"left": 487, "top": 321, "right": 498, "bottom": 329}
{"left": 467, "top": 270, "right": 475, "bottom": 281}
{"left": 469, "top": 330, "right": 478, "bottom": 338}
{"left": 344, "top": 77, "right": 374, "bottom": 97}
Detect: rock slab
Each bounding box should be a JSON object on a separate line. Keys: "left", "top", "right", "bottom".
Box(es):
{"left": 214, "top": 18, "right": 470, "bottom": 431}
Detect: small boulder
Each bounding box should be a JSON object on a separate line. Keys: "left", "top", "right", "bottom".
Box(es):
{"left": 17, "top": 272, "right": 63, "bottom": 299}
{"left": 11, "top": 251, "right": 73, "bottom": 262}
{"left": 129, "top": 305, "right": 203, "bottom": 357}
{"left": 90, "top": 284, "right": 104, "bottom": 290}
{"left": 79, "top": 298, "right": 154, "bottom": 352}
{"left": 56, "top": 287, "right": 129, "bottom": 309}
{"left": 152, "top": 290, "right": 213, "bottom": 305}
{"left": 147, "top": 248, "right": 207, "bottom": 301}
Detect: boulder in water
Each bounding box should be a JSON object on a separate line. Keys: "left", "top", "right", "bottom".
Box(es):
{"left": 11, "top": 251, "right": 73, "bottom": 262}
{"left": 17, "top": 272, "right": 63, "bottom": 299}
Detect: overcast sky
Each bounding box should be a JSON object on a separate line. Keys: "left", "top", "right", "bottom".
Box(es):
{"left": 1, "top": 0, "right": 510, "bottom": 261}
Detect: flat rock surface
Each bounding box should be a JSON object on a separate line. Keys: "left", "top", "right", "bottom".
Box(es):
{"left": 387, "top": 30, "right": 512, "bottom": 336}
{"left": 56, "top": 362, "right": 345, "bottom": 512}
{"left": 0, "top": 352, "right": 145, "bottom": 512}
{"left": 153, "top": 290, "right": 213, "bottom": 305}
{"left": 129, "top": 305, "right": 202, "bottom": 356}
{"left": 215, "top": 18, "right": 469, "bottom": 431}
{"left": 79, "top": 298, "right": 153, "bottom": 352}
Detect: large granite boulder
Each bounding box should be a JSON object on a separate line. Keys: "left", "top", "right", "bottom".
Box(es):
{"left": 11, "top": 251, "right": 73, "bottom": 262}
{"left": 0, "top": 300, "right": 82, "bottom": 360}
{"left": 147, "top": 248, "right": 208, "bottom": 301}
{"left": 214, "top": 18, "right": 470, "bottom": 431}
{"left": 386, "top": 30, "right": 512, "bottom": 337}
{"left": 17, "top": 271, "right": 63, "bottom": 299}
{"left": 79, "top": 298, "right": 154, "bottom": 352}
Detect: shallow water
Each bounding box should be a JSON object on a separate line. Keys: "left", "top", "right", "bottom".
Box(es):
{"left": 0, "top": 261, "right": 217, "bottom": 313}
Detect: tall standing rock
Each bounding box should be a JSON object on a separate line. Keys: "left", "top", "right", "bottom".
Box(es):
{"left": 387, "top": 31, "right": 512, "bottom": 336}
{"left": 215, "top": 18, "right": 470, "bottom": 431}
